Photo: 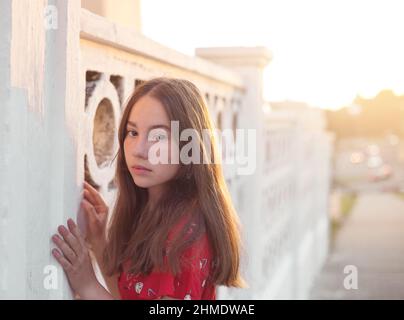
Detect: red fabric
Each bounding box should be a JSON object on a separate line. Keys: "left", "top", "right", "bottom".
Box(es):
{"left": 117, "top": 215, "right": 216, "bottom": 300}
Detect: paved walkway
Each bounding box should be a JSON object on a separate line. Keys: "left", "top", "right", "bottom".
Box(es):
{"left": 310, "top": 192, "right": 404, "bottom": 299}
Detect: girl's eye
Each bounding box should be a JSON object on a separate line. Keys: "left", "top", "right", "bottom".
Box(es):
{"left": 151, "top": 133, "right": 167, "bottom": 142}
{"left": 127, "top": 130, "right": 138, "bottom": 137}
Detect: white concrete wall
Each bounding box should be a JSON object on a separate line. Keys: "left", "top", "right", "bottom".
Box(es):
{"left": 0, "top": 0, "right": 82, "bottom": 299}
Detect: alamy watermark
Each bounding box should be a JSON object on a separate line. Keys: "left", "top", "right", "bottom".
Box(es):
{"left": 343, "top": 265, "right": 358, "bottom": 290}
{"left": 44, "top": 5, "right": 58, "bottom": 30}
{"left": 134, "top": 121, "right": 257, "bottom": 175}
{"left": 43, "top": 264, "right": 58, "bottom": 290}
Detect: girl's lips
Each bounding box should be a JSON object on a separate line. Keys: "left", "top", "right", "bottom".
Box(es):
{"left": 132, "top": 165, "right": 151, "bottom": 171}
{"left": 131, "top": 165, "right": 152, "bottom": 174}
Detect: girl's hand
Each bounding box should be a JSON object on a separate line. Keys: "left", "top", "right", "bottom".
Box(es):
{"left": 52, "top": 218, "right": 100, "bottom": 299}
{"left": 81, "top": 181, "right": 109, "bottom": 250}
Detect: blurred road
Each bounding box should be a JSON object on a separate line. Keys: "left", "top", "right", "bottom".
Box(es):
{"left": 341, "top": 173, "right": 404, "bottom": 193}
{"left": 334, "top": 137, "right": 404, "bottom": 193}
{"left": 310, "top": 192, "right": 404, "bottom": 299}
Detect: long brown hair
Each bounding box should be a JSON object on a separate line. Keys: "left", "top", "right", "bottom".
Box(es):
{"left": 103, "top": 77, "right": 246, "bottom": 288}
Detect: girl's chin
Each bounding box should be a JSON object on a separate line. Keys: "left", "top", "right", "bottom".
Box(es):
{"left": 132, "top": 178, "right": 154, "bottom": 189}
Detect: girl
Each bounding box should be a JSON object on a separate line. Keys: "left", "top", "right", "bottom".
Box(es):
{"left": 51, "top": 77, "right": 246, "bottom": 300}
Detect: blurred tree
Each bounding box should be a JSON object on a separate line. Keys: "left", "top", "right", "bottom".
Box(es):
{"left": 326, "top": 90, "right": 404, "bottom": 140}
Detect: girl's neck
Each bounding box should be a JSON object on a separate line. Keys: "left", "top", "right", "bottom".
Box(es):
{"left": 147, "top": 183, "right": 167, "bottom": 208}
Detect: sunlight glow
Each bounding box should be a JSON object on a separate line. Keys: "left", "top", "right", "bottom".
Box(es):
{"left": 142, "top": 0, "right": 404, "bottom": 110}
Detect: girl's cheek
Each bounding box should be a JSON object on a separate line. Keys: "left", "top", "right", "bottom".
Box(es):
{"left": 156, "top": 163, "right": 180, "bottom": 181}
{"left": 151, "top": 139, "right": 179, "bottom": 165}
{"left": 148, "top": 141, "right": 169, "bottom": 165}
{"left": 123, "top": 139, "right": 130, "bottom": 157}
{"left": 169, "top": 141, "right": 180, "bottom": 165}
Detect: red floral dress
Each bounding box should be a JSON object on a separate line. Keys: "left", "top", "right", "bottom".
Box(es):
{"left": 117, "top": 215, "right": 216, "bottom": 300}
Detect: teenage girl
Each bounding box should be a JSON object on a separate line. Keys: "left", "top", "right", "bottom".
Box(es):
{"left": 51, "top": 77, "right": 246, "bottom": 300}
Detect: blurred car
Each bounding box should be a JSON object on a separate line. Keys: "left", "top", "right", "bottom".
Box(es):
{"left": 350, "top": 151, "right": 364, "bottom": 164}
{"left": 366, "top": 144, "right": 380, "bottom": 156}
{"left": 369, "top": 164, "right": 393, "bottom": 182}
{"left": 367, "top": 155, "right": 383, "bottom": 169}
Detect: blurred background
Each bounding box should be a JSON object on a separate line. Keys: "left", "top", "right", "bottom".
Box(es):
{"left": 0, "top": 0, "right": 403, "bottom": 299}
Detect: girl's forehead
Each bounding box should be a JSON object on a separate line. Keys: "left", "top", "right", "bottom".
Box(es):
{"left": 128, "top": 97, "right": 170, "bottom": 127}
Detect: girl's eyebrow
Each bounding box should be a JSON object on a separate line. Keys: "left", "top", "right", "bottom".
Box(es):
{"left": 127, "top": 120, "right": 170, "bottom": 131}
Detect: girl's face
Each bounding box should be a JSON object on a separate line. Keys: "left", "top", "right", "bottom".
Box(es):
{"left": 124, "top": 95, "right": 180, "bottom": 191}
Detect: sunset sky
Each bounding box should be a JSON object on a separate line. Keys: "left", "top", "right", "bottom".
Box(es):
{"left": 141, "top": 0, "right": 404, "bottom": 110}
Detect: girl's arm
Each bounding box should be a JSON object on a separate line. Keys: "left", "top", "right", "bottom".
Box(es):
{"left": 81, "top": 181, "right": 121, "bottom": 298}
{"left": 78, "top": 281, "right": 115, "bottom": 300}
{"left": 92, "top": 241, "right": 121, "bottom": 299}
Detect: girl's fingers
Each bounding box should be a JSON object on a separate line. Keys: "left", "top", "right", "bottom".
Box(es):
{"left": 81, "top": 198, "right": 105, "bottom": 221}
{"left": 52, "top": 249, "right": 73, "bottom": 273}
{"left": 57, "top": 225, "right": 81, "bottom": 257}
{"left": 67, "top": 218, "right": 85, "bottom": 246}
{"left": 81, "top": 199, "right": 98, "bottom": 224}
{"left": 83, "top": 189, "right": 96, "bottom": 207}
{"left": 83, "top": 181, "right": 106, "bottom": 208}
{"left": 52, "top": 234, "right": 77, "bottom": 264}
{"left": 83, "top": 189, "right": 107, "bottom": 216}
{"left": 83, "top": 181, "right": 98, "bottom": 199}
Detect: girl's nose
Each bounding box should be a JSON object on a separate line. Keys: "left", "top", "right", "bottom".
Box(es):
{"left": 132, "top": 135, "right": 149, "bottom": 159}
